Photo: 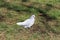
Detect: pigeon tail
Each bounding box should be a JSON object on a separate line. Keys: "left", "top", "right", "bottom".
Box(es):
{"left": 16, "top": 22, "right": 25, "bottom": 26}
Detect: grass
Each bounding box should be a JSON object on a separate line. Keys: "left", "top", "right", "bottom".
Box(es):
{"left": 0, "top": 0, "right": 60, "bottom": 40}
{"left": 47, "top": 8, "right": 60, "bottom": 19}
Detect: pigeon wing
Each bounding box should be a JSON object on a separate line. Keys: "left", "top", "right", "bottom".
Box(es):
{"left": 23, "top": 19, "right": 31, "bottom": 25}
{"left": 16, "top": 19, "right": 30, "bottom": 26}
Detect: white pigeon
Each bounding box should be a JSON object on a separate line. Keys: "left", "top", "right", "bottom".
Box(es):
{"left": 16, "top": 15, "right": 35, "bottom": 28}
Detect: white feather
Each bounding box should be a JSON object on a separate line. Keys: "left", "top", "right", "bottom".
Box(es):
{"left": 16, "top": 15, "right": 35, "bottom": 28}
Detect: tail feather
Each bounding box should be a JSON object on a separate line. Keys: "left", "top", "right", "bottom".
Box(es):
{"left": 16, "top": 22, "right": 24, "bottom": 25}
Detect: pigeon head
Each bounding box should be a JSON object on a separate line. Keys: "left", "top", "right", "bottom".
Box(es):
{"left": 32, "top": 15, "right": 35, "bottom": 18}
{"left": 30, "top": 15, "right": 35, "bottom": 19}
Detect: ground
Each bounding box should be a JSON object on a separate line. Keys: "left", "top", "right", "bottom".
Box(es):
{"left": 0, "top": 0, "right": 60, "bottom": 40}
